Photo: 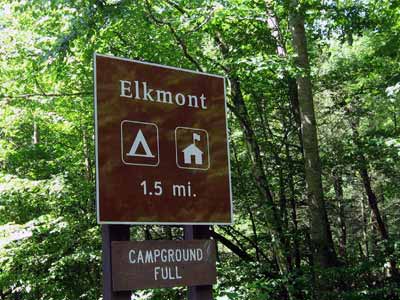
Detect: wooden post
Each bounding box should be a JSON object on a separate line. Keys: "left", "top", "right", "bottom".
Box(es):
{"left": 102, "top": 225, "right": 131, "bottom": 300}
{"left": 184, "top": 225, "right": 213, "bottom": 300}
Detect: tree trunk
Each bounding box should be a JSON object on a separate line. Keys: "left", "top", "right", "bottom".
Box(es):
{"left": 358, "top": 156, "right": 389, "bottom": 240}
{"left": 289, "top": 0, "right": 338, "bottom": 270}
{"left": 361, "top": 195, "right": 369, "bottom": 258}
{"left": 82, "top": 128, "right": 92, "bottom": 181}
{"left": 33, "top": 121, "right": 40, "bottom": 145}
{"left": 228, "top": 76, "right": 289, "bottom": 274}
{"left": 164, "top": 226, "right": 172, "bottom": 240}
{"left": 231, "top": 137, "right": 261, "bottom": 262}
{"left": 214, "top": 32, "right": 291, "bottom": 275}
{"left": 266, "top": 2, "right": 302, "bottom": 270}
{"left": 332, "top": 168, "right": 347, "bottom": 259}
{"left": 144, "top": 226, "right": 152, "bottom": 240}
{"left": 351, "top": 120, "right": 398, "bottom": 278}
{"left": 265, "top": 2, "right": 303, "bottom": 154}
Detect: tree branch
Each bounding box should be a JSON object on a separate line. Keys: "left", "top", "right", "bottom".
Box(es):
{"left": 144, "top": 0, "right": 203, "bottom": 72}
{"left": 210, "top": 230, "right": 254, "bottom": 262}
{"left": 1, "top": 92, "right": 92, "bottom": 100}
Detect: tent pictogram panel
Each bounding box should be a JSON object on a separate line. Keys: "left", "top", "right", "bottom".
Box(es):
{"left": 121, "top": 120, "right": 159, "bottom": 166}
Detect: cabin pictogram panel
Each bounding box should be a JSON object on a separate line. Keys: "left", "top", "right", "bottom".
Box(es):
{"left": 175, "top": 127, "right": 209, "bottom": 170}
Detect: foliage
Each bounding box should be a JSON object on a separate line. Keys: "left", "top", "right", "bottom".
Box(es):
{"left": 0, "top": 0, "right": 399, "bottom": 299}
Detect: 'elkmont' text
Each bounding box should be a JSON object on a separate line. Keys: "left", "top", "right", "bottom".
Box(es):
{"left": 120, "top": 80, "right": 207, "bottom": 109}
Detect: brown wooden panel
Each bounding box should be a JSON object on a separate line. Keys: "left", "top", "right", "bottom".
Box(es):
{"left": 111, "top": 240, "right": 216, "bottom": 290}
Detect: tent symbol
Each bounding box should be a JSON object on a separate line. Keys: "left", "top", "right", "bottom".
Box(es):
{"left": 127, "top": 130, "right": 155, "bottom": 158}
{"left": 182, "top": 133, "right": 203, "bottom": 165}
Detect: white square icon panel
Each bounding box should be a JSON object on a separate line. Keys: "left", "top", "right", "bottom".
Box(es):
{"left": 121, "top": 120, "right": 159, "bottom": 167}
{"left": 175, "top": 127, "right": 210, "bottom": 170}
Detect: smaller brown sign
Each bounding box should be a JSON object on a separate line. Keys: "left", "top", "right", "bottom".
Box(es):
{"left": 111, "top": 240, "right": 216, "bottom": 290}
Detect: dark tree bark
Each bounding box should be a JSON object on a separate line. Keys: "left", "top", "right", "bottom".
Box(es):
{"left": 214, "top": 32, "right": 291, "bottom": 274}
{"left": 144, "top": 226, "right": 152, "bottom": 240}
{"left": 332, "top": 168, "right": 347, "bottom": 259}
{"left": 210, "top": 230, "right": 254, "bottom": 262}
{"left": 286, "top": 142, "right": 301, "bottom": 269}
{"left": 164, "top": 226, "right": 172, "bottom": 240}
{"left": 231, "top": 139, "right": 262, "bottom": 261}
{"left": 351, "top": 120, "right": 398, "bottom": 278}
{"left": 289, "top": 0, "right": 338, "bottom": 270}
{"left": 227, "top": 75, "right": 290, "bottom": 273}
{"left": 361, "top": 196, "right": 369, "bottom": 258}
{"left": 359, "top": 165, "right": 388, "bottom": 239}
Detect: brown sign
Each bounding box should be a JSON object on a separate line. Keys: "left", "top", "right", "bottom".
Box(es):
{"left": 94, "top": 54, "right": 232, "bottom": 224}
{"left": 111, "top": 240, "right": 216, "bottom": 290}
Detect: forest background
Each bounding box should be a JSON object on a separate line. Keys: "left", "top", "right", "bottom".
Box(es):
{"left": 0, "top": 0, "right": 399, "bottom": 299}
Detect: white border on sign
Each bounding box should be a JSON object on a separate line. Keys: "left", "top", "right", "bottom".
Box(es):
{"left": 96, "top": 53, "right": 225, "bottom": 79}
{"left": 224, "top": 78, "right": 234, "bottom": 225}
{"left": 94, "top": 52, "right": 233, "bottom": 225}
{"left": 120, "top": 120, "right": 160, "bottom": 167}
{"left": 94, "top": 53, "right": 100, "bottom": 225}
{"left": 175, "top": 127, "right": 210, "bottom": 170}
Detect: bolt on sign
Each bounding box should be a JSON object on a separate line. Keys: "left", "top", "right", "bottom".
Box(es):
{"left": 111, "top": 240, "right": 216, "bottom": 290}
{"left": 94, "top": 53, "right": 233, "bottom": 224}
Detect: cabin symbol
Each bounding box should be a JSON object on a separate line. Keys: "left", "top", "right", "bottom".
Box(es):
{"left": 182, "top": 133, "right": 203, "bottom": 165}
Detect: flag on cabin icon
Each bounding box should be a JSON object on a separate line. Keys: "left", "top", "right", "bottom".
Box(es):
{"left": 175, "top": 128, "right": 209, "bottom": 170}
{"left": 183, "top": 133, "right": 204, "bottom": 165}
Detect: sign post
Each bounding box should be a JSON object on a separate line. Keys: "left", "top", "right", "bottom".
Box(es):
{"left": 102, "top": 225, "right": 131, "bottom": 300}
{"left": 185, "top": 226, "right": 213, "bottom": 300}
{"left": 94, "top": 53, "right": 232, "bottom": 299}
